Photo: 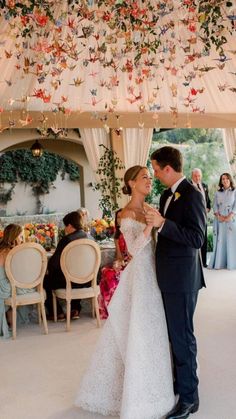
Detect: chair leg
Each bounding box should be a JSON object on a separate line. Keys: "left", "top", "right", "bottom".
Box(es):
{"left": 94, "top": 297, "right": 101, "bottom": 328}
{"left": 52, "top": 291, "right": 57, "bottom": 322}
{"left": 12, "top": 305, "right": 17, "bottom": 339}
{"left": 66, "top": 300, "right": 71, "bottom": 332}
{"left": 37, "top": 304, "right": 42, "bottom": 325}
{"left": 40, "top": 302, "right": 48, "bottom": 335}
{"left": 91, "top": 298, "right": 95, "bottom": 318}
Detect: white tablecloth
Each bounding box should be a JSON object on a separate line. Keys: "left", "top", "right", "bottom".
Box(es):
{"left": 99, "top": 241, "right": 116, "bottom": 268}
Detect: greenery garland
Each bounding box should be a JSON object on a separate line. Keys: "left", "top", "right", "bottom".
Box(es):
{"left": 0, "top": 149, "right": 80, "bottom": 204}
{"left": 93, "top": 144, "right": 125, "bottom": 217}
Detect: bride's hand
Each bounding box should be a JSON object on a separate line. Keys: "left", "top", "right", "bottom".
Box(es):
{"left": 145, "top": 208, "right": 165, "bottom": 229}
{"left": 143, "top": 203, "right": 157, "bottom": 227}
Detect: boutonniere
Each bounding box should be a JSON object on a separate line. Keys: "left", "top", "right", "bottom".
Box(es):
{"left": 174, "top": 192, "right": 181, "bottom": 201}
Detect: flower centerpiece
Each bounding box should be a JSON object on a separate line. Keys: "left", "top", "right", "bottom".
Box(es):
{"left": 24, "top": 222, "right": 58, "bottom": 249}
{"left": 90, "top": 217, "right": 115, "bottom": 241}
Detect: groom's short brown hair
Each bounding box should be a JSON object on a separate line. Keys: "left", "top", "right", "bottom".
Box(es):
{"left": 151, "top": 146, "right": 183, "bottom": 172}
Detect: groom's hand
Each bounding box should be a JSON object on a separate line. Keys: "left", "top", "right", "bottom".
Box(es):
{"left": 145, "top": 208, "right": 165, "bottom": 229}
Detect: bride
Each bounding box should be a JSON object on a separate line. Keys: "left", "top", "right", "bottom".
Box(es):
{"left": 75, "top": 165, "right": 175, "bottom": 418}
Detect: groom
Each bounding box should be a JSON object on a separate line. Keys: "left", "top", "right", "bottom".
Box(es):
{"left": 146, "top": 146, "right": 206, "bottom": 419}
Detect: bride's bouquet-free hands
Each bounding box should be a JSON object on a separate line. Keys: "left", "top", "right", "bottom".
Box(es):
{"left": 113, "top": 252, "right": 132, "bottom": 271}
{"left": 144, "top": 203, "right": 165, "bottom": 229}
{"left": 113, "top": 259, "right": 125, "bottom": 271}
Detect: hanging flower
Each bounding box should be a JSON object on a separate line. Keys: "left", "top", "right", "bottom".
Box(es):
{"left": 0, "top": 0, "right": 235, "bottom": 116}
{"left": 34, "top": 12, "right": 49, "bottom": 27}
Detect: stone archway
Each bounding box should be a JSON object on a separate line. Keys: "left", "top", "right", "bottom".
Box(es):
{"left": 0, "top": 129, "right": 101, "bottom": 218}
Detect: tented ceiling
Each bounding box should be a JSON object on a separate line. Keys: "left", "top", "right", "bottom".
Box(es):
{"left": 0, "top": 1, "right": 236, "bottom": 129}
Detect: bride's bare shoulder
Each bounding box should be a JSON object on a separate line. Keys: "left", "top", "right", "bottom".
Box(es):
{"left": 120, "top": 208, "right": 136, "bottom": 220}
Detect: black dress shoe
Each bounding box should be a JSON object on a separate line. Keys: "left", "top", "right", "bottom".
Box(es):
{"left": 165, "top": 401, "right": 199, "bottom": 419}
{"left": 203, "top": 264, "right": 208, "bottom": 268}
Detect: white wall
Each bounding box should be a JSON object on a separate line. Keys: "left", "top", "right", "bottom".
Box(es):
{"left": 2, "top": 173, "right": 81, "bottom": 216}
{"left": 5, "top": 182, "right": 36, "bottom": 215}
{"left": 42, "top": 173, "right": 81, "bottom": 214}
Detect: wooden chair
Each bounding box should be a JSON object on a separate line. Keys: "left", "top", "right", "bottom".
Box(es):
{"left": 4, "top": 242, "right": 48, "bottom": 339}
{"left": 52, "top": 239, "right": 101, "bottom": 331}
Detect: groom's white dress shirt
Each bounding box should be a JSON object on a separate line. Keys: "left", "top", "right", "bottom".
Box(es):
{"left": 163, "top": 176, "right": 186, "bottom": 215}
{"left": 157, "top": 176, "right": 186, "bottom": 235}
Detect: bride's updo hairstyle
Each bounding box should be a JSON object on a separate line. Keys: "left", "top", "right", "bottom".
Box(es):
{"left": 122, "top": 165, "right": 145, "bottom": 195}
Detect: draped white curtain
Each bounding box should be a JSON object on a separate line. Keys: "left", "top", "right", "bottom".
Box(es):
{"left": 222, "top": 128, "right": 236, "bottom": 176}
{"left": 122, "top": 128, "right": 153, "bottom": 169}
{"left": 80, "top": 128, "right": 110, "bottom": 181}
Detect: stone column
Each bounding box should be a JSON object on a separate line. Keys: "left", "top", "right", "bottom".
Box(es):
{"left": 110, "top": 129, "right": 129, "bottom": 210}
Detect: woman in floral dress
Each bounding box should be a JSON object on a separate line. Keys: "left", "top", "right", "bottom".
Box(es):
{"left": 98, "top": 209, "right": 130, "bottom": 319}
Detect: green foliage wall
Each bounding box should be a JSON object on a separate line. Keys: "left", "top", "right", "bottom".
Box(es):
{"left": 0, "top": 149, "right": 80, "bottom": 203}
{"left": 145, "top": 158, "right": 165, "bottom": 206}
{"left": 148, "top": 128, "right": 229, "bottom": 208}
{"left": 153, "top": 128, "right": 222, "bottom": 145}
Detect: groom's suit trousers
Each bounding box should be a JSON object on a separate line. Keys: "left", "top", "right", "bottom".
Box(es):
{"left": 161, "top": 291, "right": 199, "bottom": 404}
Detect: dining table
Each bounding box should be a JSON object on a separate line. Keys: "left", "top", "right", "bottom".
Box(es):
{"left": 99, "top": 240, "right": 116, "bottom": 268}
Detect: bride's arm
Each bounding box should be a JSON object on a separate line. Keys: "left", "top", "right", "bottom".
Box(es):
{"left": 120, "top": 210, "right": 153, "bottom": 257}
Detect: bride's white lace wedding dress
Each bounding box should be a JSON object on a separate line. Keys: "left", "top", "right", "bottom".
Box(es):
{"left": 75, "top": 218, "right": 175, "bottom": 418}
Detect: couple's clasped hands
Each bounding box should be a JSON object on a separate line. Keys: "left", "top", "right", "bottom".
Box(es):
{"left": 143, "top": 203, "right": 165, "bottom": 229}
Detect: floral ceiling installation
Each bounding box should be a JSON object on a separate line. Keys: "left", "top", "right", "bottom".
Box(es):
{"left": 0, "top": 0, "right": 236, "bottom": 129}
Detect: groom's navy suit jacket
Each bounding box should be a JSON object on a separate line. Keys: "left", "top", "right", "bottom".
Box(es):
{"left": 156, "top": 178, "right": 206, "bottom": 293}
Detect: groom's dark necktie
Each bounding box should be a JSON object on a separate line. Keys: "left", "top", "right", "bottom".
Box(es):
{"left": 165, "top": 188, "right": 173, "bottom": 197}
{"left": 163, "top": 188, "right": 173, "bottom": 215}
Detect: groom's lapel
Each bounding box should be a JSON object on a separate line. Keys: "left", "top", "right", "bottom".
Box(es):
{"left": 164, "top": 193, "right": 175, "bottom": 216}
{"left": 159, "top": 189, "right": 170, "bottom": 215}
{"left": 165, "top": 179, "right": 188, "bottom": 215}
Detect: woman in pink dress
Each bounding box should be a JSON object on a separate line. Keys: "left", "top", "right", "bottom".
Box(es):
{"left": 98, "top": 209, "right": 130, "bottom": 319}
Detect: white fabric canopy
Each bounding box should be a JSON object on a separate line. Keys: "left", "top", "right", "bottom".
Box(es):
{"left": 222, "top": 128, "right": 236, "bottom": 176}
{"left": 123, "top": 128, "right": 153, "bottom": 169}
{"left": 0, "top": 2, "right": 236, "bottom": 130}
{"left": 80, "top": 128, "right": 110, "bottom": 181}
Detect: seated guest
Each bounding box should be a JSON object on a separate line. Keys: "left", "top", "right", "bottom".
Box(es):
{"left": 77, "top": 207, "right": 90, "bottom": 232}
{"left": 0, "top": 224, "right": 34, "bottom": 338}
{"left": 77, "top": 207, "right": 95, "bottom": 242}
{"left": 98, "top": 209, "right": 130, "bottom": 319}
{"left": 44, "top": 211, "right": 89, "bottom": 321}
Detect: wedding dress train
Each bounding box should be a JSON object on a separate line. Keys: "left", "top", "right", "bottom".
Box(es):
{"left": 75, "top": 218, "right": 175, "bottom": 418}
